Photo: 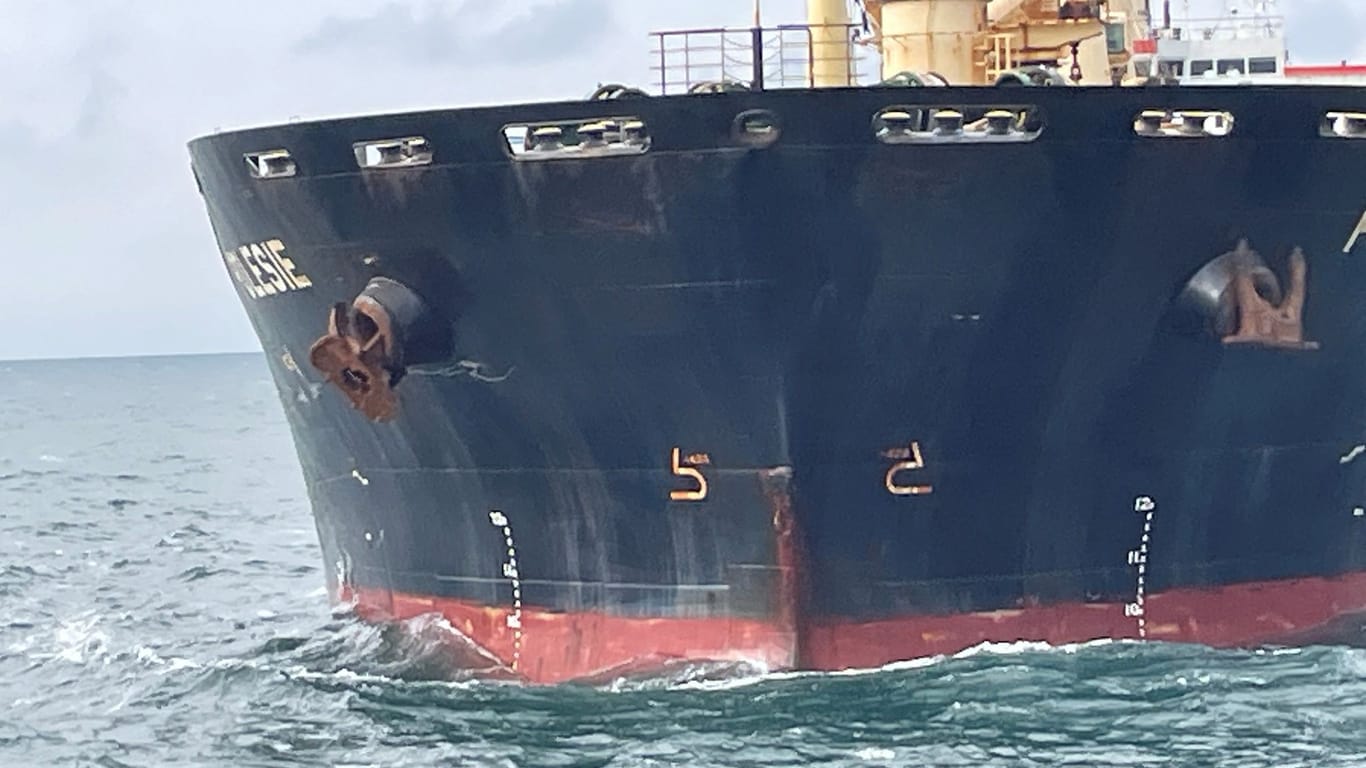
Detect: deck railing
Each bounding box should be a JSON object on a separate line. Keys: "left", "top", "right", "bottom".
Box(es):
{"left": 1154, "top": 14, "right": 1285, "bottom": 42}
{"left": 648, "top": 23, "right": 868, "bottom": 95}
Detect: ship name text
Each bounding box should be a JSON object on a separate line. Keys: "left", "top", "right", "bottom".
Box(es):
{"left": 1346, "top": 211, "right": 1366, "bottom": 254}
{"left": 222, "top": 239, "right": 313, "bottom": 299}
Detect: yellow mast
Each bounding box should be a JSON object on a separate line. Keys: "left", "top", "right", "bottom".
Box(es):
{"left": 878, "top": 0, "right": 990, "bottom": 85}
{"left": 861, "top": 0, "right": 1111, "bottom": 84}
{"left": 807, "top": 0, "right": 856, "bottom": 86}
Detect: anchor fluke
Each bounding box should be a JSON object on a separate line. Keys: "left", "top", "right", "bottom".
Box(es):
{"left": 1176, "top": 240, "right": 1318, "bottom": 351}
{"left": 308, "top": 277, "right": 452, "bottom": 421}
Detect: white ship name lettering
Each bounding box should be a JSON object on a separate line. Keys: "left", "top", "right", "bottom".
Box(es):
{"left": 221, "top": 239, "right": 313, "bottom": 299}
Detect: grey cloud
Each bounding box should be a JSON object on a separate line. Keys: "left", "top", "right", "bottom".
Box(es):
{"left": 293, "top": 0, "right": 616, "bottom": 68}
{"left": 73, "top": 70, "right": 127, "bottom": 139}
{"left": 292, "top": 1, "right": 474, "bottom": 63}
{"left": 65, "top": 18, "right": 130, "bottom": 139}
{"left": 0, "top": 119, "right": 39, "bottom": 152}
{"left": 493, "top": 0, "right": 619, "bottom": 65}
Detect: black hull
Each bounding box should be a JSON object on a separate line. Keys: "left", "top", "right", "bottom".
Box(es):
{"left": 191, "top": 85, "right": 1366, "bottom": 680}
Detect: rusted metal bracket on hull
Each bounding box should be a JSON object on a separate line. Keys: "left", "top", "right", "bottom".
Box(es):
{"left": 308, "top": 277, "right": 452, "bottom": 422}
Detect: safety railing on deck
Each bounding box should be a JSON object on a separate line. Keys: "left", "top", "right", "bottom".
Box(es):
{"left": 648, "top": 23, "right": 867, "bottom": 95}
{"left": 1154, "top": 14, "right": 1285, "bottom": 42}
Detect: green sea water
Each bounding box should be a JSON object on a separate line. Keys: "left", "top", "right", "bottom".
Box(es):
{"left": 2, "top": 354, "right": 1364, "bottom": 767}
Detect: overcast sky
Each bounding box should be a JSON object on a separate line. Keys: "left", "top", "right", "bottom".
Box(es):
{"left": 1, "top": 0, "right": 1361, "bottom": 361}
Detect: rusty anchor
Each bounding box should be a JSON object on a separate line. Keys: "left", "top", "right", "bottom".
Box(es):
{"left": 1221, "top": 244, "right": 1318, "bottom": 350}
{"left": 309, "top": 297, "right": 400, "bottom": 421}
{"left": 308, "top": 277, "right": 452, "bottom": 422}
{"left": 1178, "top": 240, "right": 1319, "bottom": 351}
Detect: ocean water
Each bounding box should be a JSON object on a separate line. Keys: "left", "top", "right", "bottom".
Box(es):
{"left": 3, "top": 354, "right": 1366, "bottom": 767}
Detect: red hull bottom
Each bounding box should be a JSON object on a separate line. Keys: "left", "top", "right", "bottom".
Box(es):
{"left": 342, "top": 572, "right": 1366, "bottom": 684}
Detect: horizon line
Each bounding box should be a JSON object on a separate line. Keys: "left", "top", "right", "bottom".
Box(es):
{"left": 0, "top": 349, "right": 263, "bottom": 364}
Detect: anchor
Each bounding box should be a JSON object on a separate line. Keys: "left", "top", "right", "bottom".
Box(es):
{"left": 1177, "top": 240, "right": 1319, "bottom": 351}
{"left": 308, "top": 277, "right": 452, "bottom": 421}
{"left": 1222, "top": 243, "right": 1318, "bottom": 350}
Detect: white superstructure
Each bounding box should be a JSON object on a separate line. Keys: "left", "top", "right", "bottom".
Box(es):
{"left": 1131, "top": 0, "right": 1364, "bottom": 85}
